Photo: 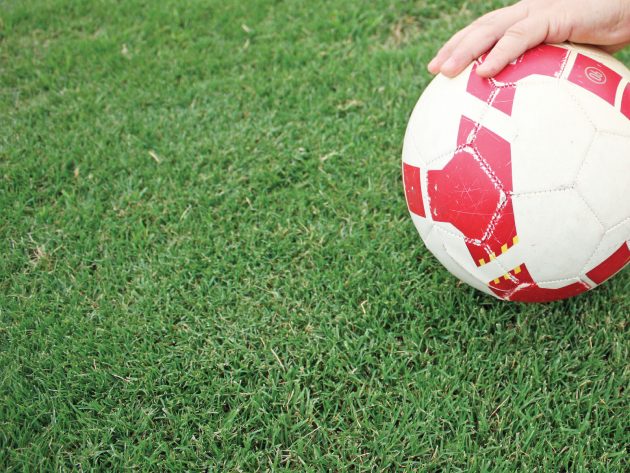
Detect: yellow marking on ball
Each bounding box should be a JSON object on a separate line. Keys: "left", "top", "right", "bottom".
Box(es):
{"left": 514, "top": 265, "right": 522, "bottom": 275}
{"left": 501, "top": 244, "right": 508, "bottom": 254}
{"left": 489, "top": 252, "right": 496, "bottom": 261}
{"left": 503, "top": 274, "right": 510, "bottom": 280}
{"left": 479, "top": 258, "right": 486, "bottom": 266}
{"left": 493, "top": 278, "right": 500, "bottom": 285}
{"left": 513, "top": 235, "right": 519, "bottom": 245}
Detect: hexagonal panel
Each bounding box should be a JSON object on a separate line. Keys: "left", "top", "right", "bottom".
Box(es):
{"left": 510, "top": 80, "right": 596, "bottom": 194}
{"left": 404, "top": 64, "right": 474, "bottom": 167}
{"left": 512, "top": 189, "right": 604, "bottom": 282}
{"left": 576, "top": 131, "right": 630, "bottom": 229}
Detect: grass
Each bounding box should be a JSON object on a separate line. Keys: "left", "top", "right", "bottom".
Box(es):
{"left": 1, "top": 0, "right": 628, "bottom": 470}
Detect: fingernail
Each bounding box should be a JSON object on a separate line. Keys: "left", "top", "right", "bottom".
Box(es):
{"left": 476, "top": 62, "right": 494, "bottom": 77}
{"left": 428, "top": 58, "right": 438, "bottom": 72}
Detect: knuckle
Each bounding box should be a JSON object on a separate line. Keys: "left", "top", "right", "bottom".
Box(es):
{"left": 504, "top": 24, "right": 529, "bottom": 39}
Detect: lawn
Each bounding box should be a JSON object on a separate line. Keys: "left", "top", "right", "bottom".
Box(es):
{"left": 1, "top": 0, "right": 628, "bottom": 470}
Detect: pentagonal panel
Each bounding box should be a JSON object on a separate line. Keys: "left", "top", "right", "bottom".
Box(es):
{"left": 510, "top": 79, "right": 595, "bottom": 193}
{"left": 576, "top": 131, "right": 630, "bottom": 229}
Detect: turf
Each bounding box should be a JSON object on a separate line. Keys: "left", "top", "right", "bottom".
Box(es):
{"left": 1, "top": 0, "right": 628, "bottom": 470}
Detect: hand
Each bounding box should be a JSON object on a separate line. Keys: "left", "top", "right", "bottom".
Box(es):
{"left": 428, "top": 0, "right": 630, "bottom": 78}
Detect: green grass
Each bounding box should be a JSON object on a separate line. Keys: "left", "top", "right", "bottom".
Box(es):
{"left": 1, "top": 0, "right": 628, "bottom": 470}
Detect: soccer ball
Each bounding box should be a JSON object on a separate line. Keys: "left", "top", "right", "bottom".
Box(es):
{"left": 402, "top": 43, "right": 630, "bottom": 302}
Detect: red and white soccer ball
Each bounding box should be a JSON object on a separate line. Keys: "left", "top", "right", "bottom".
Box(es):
{"left": 402, "top": 43, "right": 630, "bottom": 302}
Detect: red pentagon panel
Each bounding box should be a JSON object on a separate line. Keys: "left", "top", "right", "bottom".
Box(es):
{"left": 466, "top": 44, "right": 569, "bottom": 116}
{"left": 568, "top": 54, "right": 622, "bottom": 106}
{"left": 463, "top": 188, "right": 517, "bottom": 266}
{"left": 586, "top": 242, "right": 630, "bottom": 285}
{"left": 427, "top": 149, "right": 500, "bottom": 241}
{"left": 474, "top": 124, "right": 513, "bottom": 189}
{"left": 402, "top": 162, "right": 425, "bottom": 217}
{"left": 621, "top": 83, "right": 630, "bottom": 120}
{"left": 489, "top": 264, "right": 589, "bottom": 302}
{"left": 428, "top": 116, "right": 518, "bottom": 266}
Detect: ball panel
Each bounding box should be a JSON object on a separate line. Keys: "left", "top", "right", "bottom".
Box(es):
{"left": 563, "top": 75, "right": 630, "bottom": 136}
{"left": 488, "top": 263, "right": 589, "bottom": 302}
{"left": 576, "top": 131, "right": 630, "bottom": 229}
{"left": 466, "top": 44, "right": 570, "bottom": 117}
{"left": 510, "top": 80, "right": 595, "bottom": 194}
{"left": 508, "top": 280, "right": 589, "bottom": 302}
{"left": 621, "top": 83, "right": 630, "bottom": 120}
{"left": 421, "top": 225, "right": 497, "bottom": 297}
{"left": 567, "top": 53, "right": 622, "bottom": 106}
{"left": 565, "top": 43, "right": 630, "bottom": 79}
{"left": 401, "top": 127, "right": 424, "bottom": 169}
{"left": 409, "top": 213, "right": 433, "bottom": 240}
{"left": 512, "top": 189, "right": 604, "bottom": 282}
{"left": 586, "top": 241, "right": 630, "bottom": 285}
{"left": 404, "top": 65, "right": 475, "bottom": 167}
{"left": 402, "top": 162, "right": 426, "bottom": 217}
{"left": 427, "top": 148, "right": 502, "bottom": 241}
{"left": 536, "top": 278, "right": 588, "bottom": 290}
{"left": 581, "top": 218, "right": 630, "bottom": 284}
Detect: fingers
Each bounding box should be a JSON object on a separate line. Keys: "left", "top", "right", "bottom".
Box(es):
{"left": 428, "top": 6, "right": 527, "bottom": 77}
{"left": 428, "top": 24, "right": 475, "bottom": 74}
{"left": 476, "top": 16, "right": 551, "bottom": 77}
{"left": 439, "top": 26, "right": 507, "bottom": 77}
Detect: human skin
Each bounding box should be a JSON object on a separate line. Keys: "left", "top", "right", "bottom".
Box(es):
{"left": 428, "top": 0, "right": 630, "bottom": 78}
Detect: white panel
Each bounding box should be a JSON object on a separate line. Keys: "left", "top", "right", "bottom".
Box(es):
{"left": 461, "top": 92, "right": 518, "bottom": 144}
{"left": 563, "top": 76, "right": 630, "bottom": 136}
{"left": 537, "top": 277, "right": 585, "bottom": 289}
{"left": 401, "top": 129, "right": 423, "bottom": 169}
{"left": 511, "top": 79, "right": 596, "bottom": 194}
{"left": 410, "top": 213, "right": 433, "bottom": 240}
{"left": 404, "top": 64, "right": 475, "bottom": 170}
{"left": 422, "top": 225, "right": 495, "bottom": 296}
{"left": 581, "top": 219, "right": 630, "bottom": 280}
{"left": 512, "top": 189, "right": 604, "bottom": 281}
{"left": 576, "top": 131, "right": 630, "bottom": 229}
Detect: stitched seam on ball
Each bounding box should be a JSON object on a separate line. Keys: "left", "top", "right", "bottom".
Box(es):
{"left": 605, "top": 215, "right": 630, "bottom": 234}
{"left": 431, "top": 221, "right": 483, "bottom": 246}
{"left": 572, "top": 130, "right": 597, "bottom": 185}
{"left": 467, "top": 145, "right": 510, "bottom": 244}
{"left": 423, "top": 144, "right": 468, "bottom": 167}
{"left": 511, "top": 187, "right": 574, "bottom": 197}
{"left": 564, "top": 85, "right": 598, "bottom": 132}
{"left": 436, "top": 226, "right": 513, "bottom": 288}
{"left": 433, "top": 225, "right": 513, "bottom": 283}
{"left": 439, "top": 241, "right": 490, "bottom": 291}
{"left": 575, "top": 188, "right": 608, "bottom": 232}
{"left": 562, "top": 87, "right": 600, "bottom": 185}
{"left": 536, "top": 277, "right": 589, "bottom": 285}
{"left": 579, "top": 216, "right": 630, "bottom": 275}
